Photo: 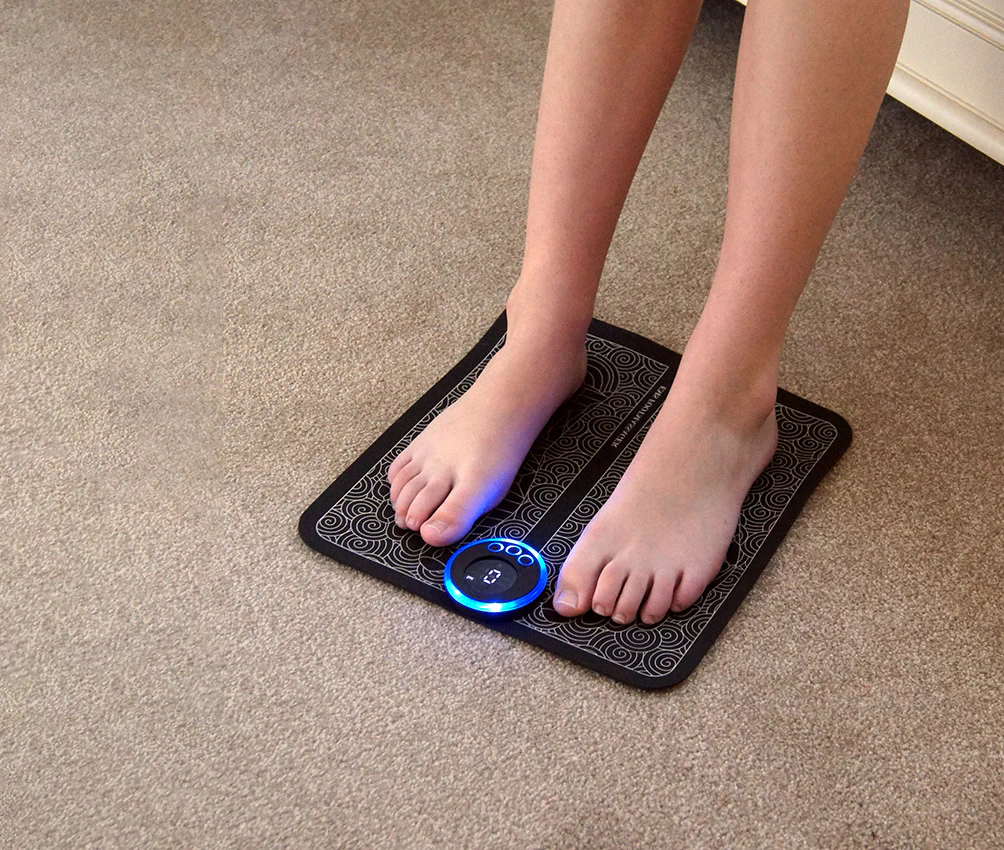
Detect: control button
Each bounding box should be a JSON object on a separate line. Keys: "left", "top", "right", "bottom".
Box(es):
{"left": 487, "top": 541, "right": 505, "bottom": 553}
{"left": 517, "top": 554, "right": 534, "bottom": 566}
{"left": 505, "top": 544, "right": 522, "bottom": 556}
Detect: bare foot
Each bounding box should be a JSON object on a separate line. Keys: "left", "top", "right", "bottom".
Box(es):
{"left": 387, "top": 296, "right": 589, "bottom": 547}
{"left": 552, "top": 354, "right": 779, "bottom": 625}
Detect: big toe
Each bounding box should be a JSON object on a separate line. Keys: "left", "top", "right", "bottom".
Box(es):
{"left": 552, "top": 542, "right": 607, "bottom": 618}
{"left": 670, "top": 569, "right": 710, "bottom": 613}
{"left": 419, "top": 483, "right": 485, "bottom": 548}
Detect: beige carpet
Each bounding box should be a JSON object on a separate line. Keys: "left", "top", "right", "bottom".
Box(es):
{"left": 3, "top": 0, "right": 1002, "bottom": 846}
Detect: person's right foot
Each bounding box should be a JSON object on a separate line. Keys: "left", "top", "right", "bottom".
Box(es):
{"left": 387, "top": 300, "right": 588, "bottom": 548}
{"left": 551, "top": 330, "right": 780, "bottom": 624}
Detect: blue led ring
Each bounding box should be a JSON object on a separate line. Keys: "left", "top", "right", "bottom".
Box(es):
{"left": 443, "top": 537, "right": 548, "bottom": 616}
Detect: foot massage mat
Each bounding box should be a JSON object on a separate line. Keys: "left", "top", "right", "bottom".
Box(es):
{"left": 299, "top": 313, "right": 851, "bottom": 688}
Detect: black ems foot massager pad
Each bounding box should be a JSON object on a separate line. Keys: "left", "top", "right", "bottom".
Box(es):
{"left": 299, "top": 314, "right": 851, "bottom": 688}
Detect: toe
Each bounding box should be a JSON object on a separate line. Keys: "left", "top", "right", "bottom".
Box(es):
{"left": 611, "top": 570, "right": 652, "bottom": 625}
{"left": 393, "top": 474, "right": 427, "bottom": 528}
{"left": 420, "top": 483, "right": 485, "bottom": 547}
{"left": 640, "top": 571, "right": 679, "bottom": 625}
{"left": 388, "top": 448, "right": 413, "bottom": 482}
{"left": 405, "top": 476, "right": 452, "bottom": 531}
{"left": 552, "top": 538, "right": 609, "bottom": 617}
{"left": 670, "top": 569, "right": 710, "bottom": 613}
{"left": 389, "top": 459, "right": 420, "bottom": 506}
{"left": 591, "top": 560, "right": 629, "bottom": 618}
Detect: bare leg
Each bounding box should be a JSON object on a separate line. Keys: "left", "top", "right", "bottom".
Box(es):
{"left": 554, "top": 0, "right": 910, "bottom": 623}
{"left": 388, "top": 0, "right": 704, "bottom": 544}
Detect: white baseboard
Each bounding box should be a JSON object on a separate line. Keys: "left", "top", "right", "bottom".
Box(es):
{"left": 888, "top": 63, "right": 1004, "bottom": 164}
{"left": 893, "top": 0, "right": 1004, "bottom": 164}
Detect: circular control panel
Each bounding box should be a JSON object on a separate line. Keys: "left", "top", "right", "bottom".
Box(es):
{"left": 443, "top": 537, "right": 548, "bottom": 616}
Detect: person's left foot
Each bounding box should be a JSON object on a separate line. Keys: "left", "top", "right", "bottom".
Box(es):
{"left": 552, "top": 355, "right": 778, "bottom": 625}
{"left": 386, "top": 287, "right": 589, "bottom": 547}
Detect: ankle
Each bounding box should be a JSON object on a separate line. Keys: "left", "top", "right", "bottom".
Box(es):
{"left": 490, "top": 292, "right": 589, "bottom": 399}
{"left": 673, "top": 343, "right": 779, "bottom": 434}
{"left": 504, "top": 268, "right": 595, "bottom": 347}
{"left": 679, "top": 304, "right": 784, "bottom": 410}
{"left": 496, "top": 322, "right": 589, "bottom": 394}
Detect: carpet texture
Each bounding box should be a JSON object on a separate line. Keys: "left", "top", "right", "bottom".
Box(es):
{"left": 2, "top": 0, "right": 1002, "bottom": 847}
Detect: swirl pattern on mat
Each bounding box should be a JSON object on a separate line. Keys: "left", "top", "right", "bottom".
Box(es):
{"left": 315, "top": 330, "right": 838, "bottom": 680}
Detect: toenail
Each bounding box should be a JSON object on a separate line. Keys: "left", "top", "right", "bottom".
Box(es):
{"left": 612, "top": 613, "right": 628, "bottom": 625}
{"left": 593, "top": 604, "right": 609, "bottom": 617}
{"left": 424, "top": 519, "right": 447, "bottom": 533}
{"left": 555, "top": 590, "right": 577, "bottom": 611}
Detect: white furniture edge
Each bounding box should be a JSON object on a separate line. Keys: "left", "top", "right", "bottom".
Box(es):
{"left": 732, "top": 0, "right": 1004, "bottom": 166}
{"left": 892, "top": 0, "right": 1004, "bottom": 163}
{"left": 888, "top": 63, "right": 1004, "bottom": 164}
